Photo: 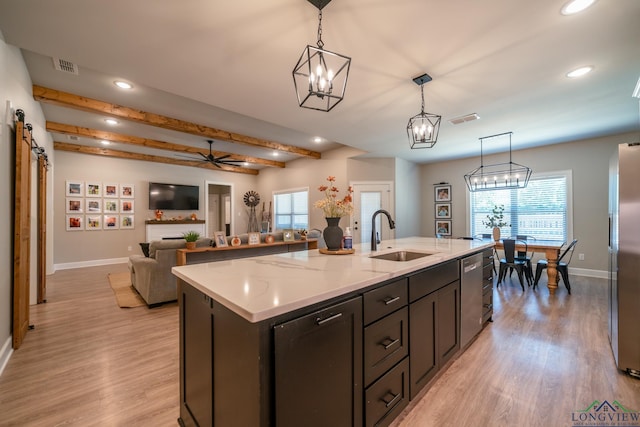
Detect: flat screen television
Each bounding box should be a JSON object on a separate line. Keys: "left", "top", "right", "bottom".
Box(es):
{"left": 148, "top": 182, "right": 199, "bottom": 210}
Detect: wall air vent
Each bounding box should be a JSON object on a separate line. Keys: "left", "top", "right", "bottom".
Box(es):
{"left": 448, "top": 113, "right": 480, "bottom": 125}
{"left": 52, "top": 57, "right": 79, "bottom": 75}
{"left": 68, "top": 135, "right": 79, "bottom": 141}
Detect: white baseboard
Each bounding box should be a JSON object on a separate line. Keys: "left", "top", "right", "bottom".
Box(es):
{"left": 53, "top": 257, "right": 129, "bottom": 272}
{"left": 0, "top": 336, "right": 13, "bottom": 378}
{"left": 570, "top": 267, "right": 608, "bottom": 279}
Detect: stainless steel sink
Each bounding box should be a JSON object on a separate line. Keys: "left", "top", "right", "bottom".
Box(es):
{"left": 369, "top": 250, "right": 435, "bottom": 262}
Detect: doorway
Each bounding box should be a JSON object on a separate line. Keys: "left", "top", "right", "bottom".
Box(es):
{"left": 205, "top": 182, "right": 233, "bottom": 237}
{"left": 351, "top": 182, "right": 394, "bottom": 245}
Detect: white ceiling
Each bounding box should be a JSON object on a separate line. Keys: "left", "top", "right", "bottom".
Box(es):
{"left": 0, "top": 0, "right": 639, "bottom": 169}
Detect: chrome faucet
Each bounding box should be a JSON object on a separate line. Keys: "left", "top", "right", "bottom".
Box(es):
{"left": 371, "top": 209, "right": 396, "bottom": 251}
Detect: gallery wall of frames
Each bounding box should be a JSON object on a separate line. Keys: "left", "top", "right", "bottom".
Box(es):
{"left": 64, "top": 180, "right": 135, "bottom": 231}
{"left": 434, "top": 183, "right": 452, "bottom": 236}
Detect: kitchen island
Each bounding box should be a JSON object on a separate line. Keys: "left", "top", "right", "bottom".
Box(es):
{"left": 173, "top": 237, "right": 494, "bottom": 427}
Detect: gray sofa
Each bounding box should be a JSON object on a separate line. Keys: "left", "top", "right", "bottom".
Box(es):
{"left": 128, "top": 238, "right": 213, "bottom": 306}
{"left": 128, "top": 232, "right": 315, "bottom": 306}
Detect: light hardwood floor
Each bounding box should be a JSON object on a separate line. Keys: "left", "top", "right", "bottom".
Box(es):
{"left": 0, "top": 265, "right": 638, "bottom": 426}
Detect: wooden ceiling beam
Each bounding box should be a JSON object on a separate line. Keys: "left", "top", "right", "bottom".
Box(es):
{"left": 53, "top": 141, "right": 259, "bottom": 175}
{"left": 34, "top": 85, "right": 321, "bottom": 159}
{"left": 47, "top": 121, "right": 285, "bottom": 168}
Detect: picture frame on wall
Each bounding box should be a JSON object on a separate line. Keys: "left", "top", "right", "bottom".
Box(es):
{"left": 214, "top": 231, "right": 228, "bottom": 248}
{"left": 435, "top": 220, "right": 452, "bottom": 236}
{"left": 120, "top": 215, "right": 134, "bottom": 229}
{"left": 86, "top": 181, "right": 102, "bottom": 197}
{"left": 65, "top": 180, "right": 83, "bottom": 197}
{"left": 66, "top": 197, "right": 83, "bottom": 214}
{"left": 86, "top": 215, "right": 102, "bottom": 230}
{"left": 120, "top": 199, "right": 134, "bottom": 214}
{"left": 248, "top": 232, "right": 261, "bottom": 245}
{"left": 120, "top": 184, "right": 134, "bottom": 198}
{"left": 104, "top": 199, "right": 119, "bottom": 213}
{"left": 435, "top": 203, "right": 451, "bottom": 219}
{"left": 103, "top": 215, "right": 119, "bottom": 230}
{"left": 66, "top": 215, "right": 84, "bottom": 231}
{"left": 104, "top": 183, "right": 119, "bottom": 198}
{"left": 86, "top": 198, "right": 101, "bottom": 213}
{"left": 434, "top": 184, "right": 451, "bottom": 202}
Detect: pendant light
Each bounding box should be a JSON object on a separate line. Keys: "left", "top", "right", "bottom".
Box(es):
{"left": 292, "top": 0, "right": 351, "bottom": 112}
{"left": 407, "top": 73, "right": 441, "bottom": 149}
{"left": 464, "top": 132, "right": 532, "bottom": 192}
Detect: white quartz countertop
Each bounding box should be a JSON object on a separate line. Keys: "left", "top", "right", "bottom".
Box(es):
{"left": 172, "top": 237, "right": 493, "bottom": 323}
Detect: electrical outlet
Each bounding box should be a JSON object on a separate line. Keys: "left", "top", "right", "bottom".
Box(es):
{"left": 127, "top": 246, "right": 132, "bottom": 251}
{"left": 578, "top": 253, "right": 585, "bottom": 261}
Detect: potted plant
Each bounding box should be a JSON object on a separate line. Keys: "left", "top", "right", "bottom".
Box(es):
{"left": 183, "top": 230, "right": 200, "bottom": 250}
{"left": 482, "top": 205, "right": 510, "bottom": 241}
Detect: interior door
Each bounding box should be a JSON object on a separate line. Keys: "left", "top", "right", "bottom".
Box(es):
{"left": 13, "top": 119, "right": 32, "bottom": 349}
{"left": 37, "top": 155, "right": 47, "bottom": 303}
{"left": 351, "top": 182, "right": 393, "bottom": 245}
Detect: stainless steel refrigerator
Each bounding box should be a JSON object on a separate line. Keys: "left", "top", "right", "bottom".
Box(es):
{"left": 608, "top": 142, "right": 640, "bottom": 378}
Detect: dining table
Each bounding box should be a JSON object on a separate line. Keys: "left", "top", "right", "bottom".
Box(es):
{"left": 494, "top": 239, "right": 566, "bottom": 295}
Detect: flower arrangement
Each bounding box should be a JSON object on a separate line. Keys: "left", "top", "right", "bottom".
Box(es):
{"left": 314, "top": 176, "right": 354, "bottom": 218}
{"left": 482, "top": 204, "right": 510, "bottom": 228}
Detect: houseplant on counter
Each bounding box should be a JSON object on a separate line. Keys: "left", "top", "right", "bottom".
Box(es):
{"left": 482, "top": 204, "right": 510, "bottom": 241}
{"left": 314, "top": 176, "right": 354, "bottom": 251}
{"left": 183, "top": 230, "right": 201, "bottom": 250}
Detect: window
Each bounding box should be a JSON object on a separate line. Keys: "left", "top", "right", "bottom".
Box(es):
{"left": 273, "top": 188, "right": 309, "bottom": 231}
{"left": 469, "top": 171, "right": 572, "bottom": 242}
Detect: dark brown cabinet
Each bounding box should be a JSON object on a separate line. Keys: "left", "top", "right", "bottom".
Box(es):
{"left": 408, "top": 260, "right": 460, "bottom": 399}
{"left": 363, "top": 278, "right": 410, "bottom": 427}
{"left": 482, "top": 248, "right": 494, "bottom": 323}
{"left": 274, "top": 296, "right": 363, "bottom": 427}
{"left": 179, "top": 281, "right": 214, "bottom": 427}
{"left": 178, "top": 252, "right": 488, "bottom": 427}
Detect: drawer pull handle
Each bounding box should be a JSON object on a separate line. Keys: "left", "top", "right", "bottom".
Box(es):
{"left": 316, "top": 312, "right": 343, "bottom": 325}
{"left": 483, "top": 303, "right": 493, "bottom": 310}
{"left": 381, "top": 391, "right": 401, "bottom": 408}
{"left": 380, "top": 337, "right": 400, "bottom": 350}
{"left": 383, "top": 296, "right": 401, "bottom": 305}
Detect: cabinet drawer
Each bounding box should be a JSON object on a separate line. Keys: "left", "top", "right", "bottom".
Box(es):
{"left": 482, "top": 289, "right": 493, "bottom": 317}
{"left": 365, "top": 357, "right": 410, "bottom": 427}
{"left": 364, "top": 307, "right": 409, "bottom": 386}
{"left": 408, "top": 260, "right": 459, "bottom": 302}
{"left": 363, "top": 278, "right": 408, "bottom": 325}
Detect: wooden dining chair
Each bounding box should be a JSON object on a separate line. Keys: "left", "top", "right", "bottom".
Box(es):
{"left": 533, "top": 239, "right": 578, "bottom": 294}
{"left": 497, "top": 239, "right": 528, "bottom": 291}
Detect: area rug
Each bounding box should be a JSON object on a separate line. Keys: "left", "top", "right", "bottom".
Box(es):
{"left": 107, "top": 272, "right": 146, "bottom": 308}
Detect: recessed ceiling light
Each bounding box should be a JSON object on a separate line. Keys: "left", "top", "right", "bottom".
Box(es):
{"left": 101, "top": 140, "right": 111, "bottom": 145}
{"left": 273, "top": 152, "right": 279, "bottom": 157}
{"left": 566, "top": 66, "right": 593, "bottom": 78}
{"left": 114, "top": 80, "right": 133, "bottom": 89}
{"left": 313, "top": 137, "right": 323, "bottom": 143}
{"left": 561, "top": 0, "right": 596, "bottom": 15}
{"left": 104, "top": 118, "right": 119, "bottom": 125}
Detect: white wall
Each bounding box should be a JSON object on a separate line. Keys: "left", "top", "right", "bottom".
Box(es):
{"left": 420, "top": 133, "right": 636, "bottom": 272}
{"left": 53, "top": 151, "right": 258, "bottom": 268}
{"left": 0, "top": 33, "right": 54, "bottom": 369}
{"left": 258, "top": 146, "right": 365, "bottom": 232}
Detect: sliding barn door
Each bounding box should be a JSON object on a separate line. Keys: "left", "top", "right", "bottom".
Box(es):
{"left": 37, "top": 155, "right": 47, "bottom": 303}
{"left": 13, "top": 119, "right": 32, "bottom": 349}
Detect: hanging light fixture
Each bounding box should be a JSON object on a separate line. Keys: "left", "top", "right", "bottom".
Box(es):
{"left": 407, "top": 73, "right": 441, "bottom": 149}
{"left": 292, "top": 0, "right": 351, "bottom": 112}
{"left": 464, "top": 132, "right": 532, "bottom": 192}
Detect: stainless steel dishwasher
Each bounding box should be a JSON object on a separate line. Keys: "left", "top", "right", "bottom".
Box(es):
{"left": 460, "top": 253, "right": 484, "bottom": 349}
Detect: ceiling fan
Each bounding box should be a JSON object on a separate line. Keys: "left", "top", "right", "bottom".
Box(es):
{"left": 182, "top": 140, "right": 245, "bottom": 168}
